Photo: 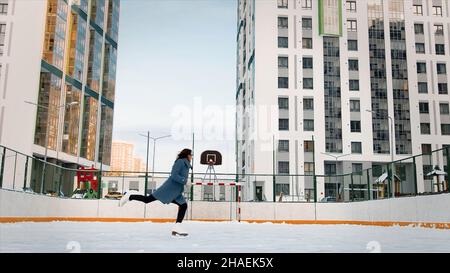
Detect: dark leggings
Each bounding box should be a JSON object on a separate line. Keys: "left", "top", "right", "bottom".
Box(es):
{"left": 129, "top": 194, "right": 188, "bottom": 223}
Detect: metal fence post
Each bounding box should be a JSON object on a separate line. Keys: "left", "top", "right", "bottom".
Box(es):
{"left": 366, "top": 169, "right": 371, "bottom": 201}
{"left": 98, "top": 165, "right": 103, "bottom": 200}
{"left": 413, "top": 156, "right": 418, "bottom": 195}
{"left": 57, "top": 166, "right": 64, "bottom": 197}
{"left": 446, "top": 147, "right": 450, "bottom": 192}
{"left": 312, "top": 136, "right": 317, "bottom": 203}
{"left": 12, "top": 152, "right": 17, "bottom": 190}
{"left": 0, "top": 147, "right": 5, "bottom": 188}
{"left": 23, "top": 156, "right": 29, "bottom": 191}
{"left": 272, "top": 135, "right": 276, "bottom": 202}
{"left": 387, "top": 164, "right": 392, "bottom": 198}
{"left": 350, "top": 173, "right": 354, "bottom": 202}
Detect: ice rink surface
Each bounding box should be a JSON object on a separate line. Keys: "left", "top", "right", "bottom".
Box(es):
{"left": 1, "top": 221, "right": 450, "bottom": 253}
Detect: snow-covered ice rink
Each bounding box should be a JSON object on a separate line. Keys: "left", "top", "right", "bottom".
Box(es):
{"left": 1, "top": 221, "right": 450, "bottom": 253}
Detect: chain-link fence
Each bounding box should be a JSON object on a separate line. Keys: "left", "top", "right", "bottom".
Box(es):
{"left": 1, "top": 145, "right": 449, "bottom": 203}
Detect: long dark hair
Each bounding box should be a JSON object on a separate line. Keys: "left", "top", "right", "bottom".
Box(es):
{"left": 177, "top": 149, "right": 192, "bottom": 160}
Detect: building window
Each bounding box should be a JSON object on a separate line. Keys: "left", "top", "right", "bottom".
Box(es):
{"left": 303, "top": 57, "right": 313, "bottom": 69}
{"left": 420, "top": 123, "right": 431, "bottom": 134}
{"left": 442, "top": 124, "right": 450, "bottom": 135}
{"left": 303, "top": 119, "right": 314, "bottom": 131}
{"left": 278, "top": 140, "right": 290, "bottom": 152}
{"left": 62, "top": 85, "right": 82, "bottom": 156}
{"left": 414, "top": 24, "right": 424, "bottom": 34}
{"left": 417, "top": 62, "right": 427, "bottom": 74}
{"left": 352, "top": 163, "right": 363, "bottom": 174}
{"left": 303, "top": 98, "right": 314, "bottom": 110}
{"left": 108, "top": 181, "right": 118, "bottom": 193}
{"left": 278, "top": 161, "right": 290, "bottom": 174}
{"left": 275, "top": 184, "right": 290, "bottom": 195}
{"left": 324, "top": 163, "right": 336, "bottom": 175}
{"left": 278, "top": 97, "right": 289, "bottom": 110}
{"left": 350, "top": 100, "right": 360, "bottom": 112}
{"left": 278, "top": 17, "right": 288, "bottom": 29}
{"left": 302, "top": 0, "right": 312, "bottom": 9}
{"left": 302, "top": 37, "right": 313, "bottom": 49}
{"left": 432, "top": 6, "right": 443, "bottom": 16}
{"left": 347, "top": 19, "right": 357, "bottom": 32}
{"left": 303, "top": 78, "right": 313, "bottom": 89}
{"left": 419, "top": 102, "right": 429, "bottom": 114}
{"left": 35, "top": 73, "right": 64, "bottom": 151}
{"left": 351, "top": 142, "right": 362, "bottom": 154}
{"left": 302, "top": 17, "right": 312, "bottom": 30}
{"left": 0, "top": 3, "right": 7, "bottom": 14}
{"left": 277, "top": 0, "right": 288, "bottom": 9}
{"left": 349, "top": 80, "right": 360, "bottom": 91}
{"left": 422, "top": 144, "right": 432, "bottom": 154}
{"left": 415, "top": 43, "right": 425, "bottom": 54}
{"left": 418, "top": 82, "right": 428, "bottom": 94}
{"left": 278, "top": 77, "right": 289, "bottom": 89}
{"left": 350, "top": 121, "right": 361, "bottom": 133}
{"left": 437, "top": 63, "right": 447, "bottom": 75}
{"left": 413, "top": 5, "right": 423, "bottom": 15}
{"left": 304, "top": 162, "right": 314, "bottom": 174}
{"left": 278, "top": 37, "right": 288, "bottom": 48}
{"left": 440, "top": 103, "right": 450, "bottom": 115}
{"left": 304, "top": 141, "right": 314, "bottom": 153}
{"left": 436, "top": 44, "right": 445, "bottom": 55}
{"left": 279, "top": 119, "right": 289, "bottom": 131}
{"left": 348, "top": 40, "right": 358, "bottom": 51}
{"left": 434, "top": 24, "right": 444, "bottom": 35}
{"left": 348, "top": 59, "right": 359, "bottom": 71}
{"left": 278, "top": 56, "right": 289, "bottom": 68}
{"left": 129, "top": 181, "right": 140, "bottom": 191}
{"left": 346, "top": 1, "right": 356, "bottom": 12}
{"left": 439, "top": 83, "right": 448, "bottom": 94}
{"left": 423, "top": 165, "right": 434, "bottom": 180}
{"left": 444, "top": 145, "right": 450, "bottom": 157}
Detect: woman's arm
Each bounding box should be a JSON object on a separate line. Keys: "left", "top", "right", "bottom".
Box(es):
{"left": 170, "top": 160, "right": 187, "bottom": 184}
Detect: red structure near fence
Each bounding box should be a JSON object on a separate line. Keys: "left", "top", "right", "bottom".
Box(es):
{"left": 76, "top": 166, "right": 98, "bottom": 192}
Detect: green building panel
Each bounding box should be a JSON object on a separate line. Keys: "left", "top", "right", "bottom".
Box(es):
{"left": 318, "top": 0, "right": 343, "bottom": 37}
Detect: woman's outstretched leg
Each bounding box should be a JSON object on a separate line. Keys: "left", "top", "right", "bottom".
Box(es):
{"left": 119, "top": 192, "right": 157, "bottom": 207}
{"left": 129, "top": 194, "right": 157, "bottom": 204}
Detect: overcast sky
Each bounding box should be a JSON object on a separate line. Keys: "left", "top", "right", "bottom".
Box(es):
{"left": 113, "top": 0, "right": 237, "bottom": 173}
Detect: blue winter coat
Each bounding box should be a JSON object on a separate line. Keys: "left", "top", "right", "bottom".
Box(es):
{"left": 152, "top": 158, "right": 191, "bottom": 205}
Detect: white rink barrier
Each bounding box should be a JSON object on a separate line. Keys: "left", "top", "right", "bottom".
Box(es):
{"left": 0, "top": 189, "right": 449, "bottom": 229}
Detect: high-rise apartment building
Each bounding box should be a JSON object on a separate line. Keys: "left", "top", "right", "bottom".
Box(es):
{"left": 0, "top": 0, "right": 120, "bottom": 192}
{"left": 236, "top": 0, "right": 450, "bottom": 201}
{"left": 110, "top": 140, "right": 147, "bottom": 174}
{"left": 110, "top": 141, "right": 134, "bottom": 173}
{"left": 132, "top": 157, "right": 146, "bottom": 173}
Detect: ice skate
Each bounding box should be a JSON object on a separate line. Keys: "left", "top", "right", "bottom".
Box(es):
{"left": 119, "top": 191, "right": 133, "bottom": 207}
{"left": 172, "top": 223, "right": 188, "bottom": 237}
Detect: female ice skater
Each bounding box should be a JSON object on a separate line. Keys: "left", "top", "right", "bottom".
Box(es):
{"left": 119, "top": 149, "right": 192, "bottom": 237}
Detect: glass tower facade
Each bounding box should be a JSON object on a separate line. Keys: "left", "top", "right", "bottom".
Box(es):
{"left": 67, "top": 10, "right": 87, "bottom": 82}
{"left": 368, "top": 0, "right": 390, "bottom": 154}
{"left": 42, "top": 0, "right": 68, "bottom": 70}
{"left": 389, "top": 0, "right": 412, "bottom": 155}
{"left": 324, "top": 37, "right": 343, "bottom": 153}
{"left": 33, "top": 0, "right": 120, "bottom": 166}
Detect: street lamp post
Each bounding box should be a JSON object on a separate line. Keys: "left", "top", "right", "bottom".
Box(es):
{"left": 366, "top": 109, "right": 395, "bottom": 198}
{"left": 25, "top": 101, "right": 78, "bottom": 194}
{"left": 321, "top": 152, "right": 352, "bottom": 202}
{"left": 139, "top": 131, "right": 150, "bottom": 196}
{"left": 139, "top": 133, "right": 171, "bottom": 196}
